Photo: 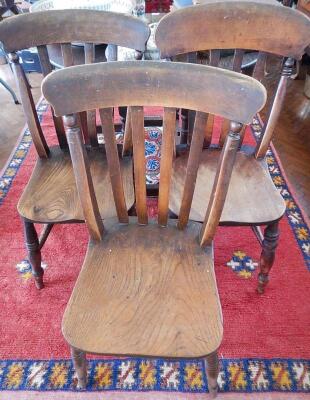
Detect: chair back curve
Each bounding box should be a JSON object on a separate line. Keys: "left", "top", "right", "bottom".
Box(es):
{"left": 0, "top": 10, "right": 150, "bottom": 155}
{"left": 42, "top": 61, "right": 266, "bottom": 245}
{"left": 155, "top": 2, "right": 310, "bottom": 59}
{"left": 0, "top": 9, "right": 150, "bottom": 53}
{"left": 155, "top": 1, "right": 310, "bottom": 156}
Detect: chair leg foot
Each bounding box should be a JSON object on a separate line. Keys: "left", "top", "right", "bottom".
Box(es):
{"left": 257, "top": 221, "right": 280, "bottom": 294}
{"left": 71, "top": 347, "right": 87, "bottom": 389}
{"left": 23, "top": 219, "right": 44, "bottom": 289}
{"left": 205, "top": 351, "right": 219, "bottom": 398}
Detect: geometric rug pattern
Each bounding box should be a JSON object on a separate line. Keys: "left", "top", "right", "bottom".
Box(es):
{"left": 0, "top": 99, "right": 309, "bottom": 394}
{"left": 1, "top": 358, "right": 309, "bottom": 392}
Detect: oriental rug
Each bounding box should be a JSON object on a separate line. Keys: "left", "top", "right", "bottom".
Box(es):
{"left": 0, "top": 100, "right": 309, "bottom": 398}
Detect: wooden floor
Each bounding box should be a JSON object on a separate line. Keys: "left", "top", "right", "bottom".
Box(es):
{"left": 261, "top": 58, "right": 310, "bottom": 218}
{"left": 0, "top": 59, "right": 309, "bottom": 217}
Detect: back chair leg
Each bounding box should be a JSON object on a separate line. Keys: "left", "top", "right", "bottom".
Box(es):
{"left": 22, "top": 219, "right": 44, "bottom": 289}
{"left": 205, "top": 351, "right": 219, "bottom": 398}
{"left": 71, "top": 347, "right": 87, "bottom": 389}
{"left": 257, "top": 220, "right": 280, "bottom": 294}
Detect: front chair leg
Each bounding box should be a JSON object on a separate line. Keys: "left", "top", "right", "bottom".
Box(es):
{"left": 205, "top": 351, "right": 219, "bottom": 398}
{"left": 257, "top": 221, "right": 280, "bottom": 294}
{"left": 71, "top": 347, "right": 87, "bottom": 389}
{"left": 22, "top": 219, "right": 44, "bottom": 289}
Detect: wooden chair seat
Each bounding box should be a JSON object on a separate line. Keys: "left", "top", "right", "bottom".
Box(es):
{"left": 62, "top": 217, "right": 223, "bottom": 358}
{"left": 170, "top": 148, "right": 286, "bottom": 225}
{"left": 17, "top": 146, "right": 134, "bottom": 223}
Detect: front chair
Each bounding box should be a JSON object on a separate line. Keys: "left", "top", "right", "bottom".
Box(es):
{"left": 42, "top": 61, "right": 266, "bottom": 396}
{"left": 0, "top": 10, "right": 150, "bottom": 288}
{"left": 155, "top": 1, "right": 310, "bottom": 293}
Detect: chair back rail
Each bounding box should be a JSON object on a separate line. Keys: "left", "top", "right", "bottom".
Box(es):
{"left": 42, "top": 61, "right": 266, "bottom": 243}
{"left": 155, "top": 2, "right": 310, "bottom": 156}
{"left": 155, "top": 3, "right": 310, "bottom": 59}
{"left": 37, "top": 45, "right": 67, "bottom": 148}
{"left": 122, "top": 107, "right": 133, "bottom": 157}
{"left": 99, "top": 107, "right": 129, "bottom": 224}
{"left": 8, "top": 52, "right": 49, "bottom": 158}
{"left": 158, "top": 107, "right": 177, "bottom": 226}
{"left": 64, "top": 114, "right": 104, "bottom": 241}
{"left": 84, "top": 43, "right": 98, "bottom": 147}
{"left": 0, "top": 9, "right": 150, "bottom": 155}
{"left": 131, "top": 106, "right": 149, "bottom": 225}
{"left": 200, "top": 123, "right": 242, "bottom": 247}
{"left": 178, "top": 112, "right": 209, "bottom": 230}
{"left": 204, "top": 49, "right": 221, "bottom": 146}
{"left": 0, "top": 10, "right": 150, "bottom": 53}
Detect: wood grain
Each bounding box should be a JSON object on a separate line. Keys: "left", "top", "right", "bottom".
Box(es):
{"left": 37, "top": 44, "right": 67, "bottom": 149}
{"left": 84, "top": 43, "right": 98, "bottom": 147}
{"left": 62, "top": 218, "right": 223, "bottom": 357}
{"left": 99, "top": 108, "right": 129, "bottom": 224}
{"left": 122, "top": 107, "right": 133, "bottom": 156}
{"left": 158, "top": 107, "right": 176, "bottom": 226}
{"left": 63, "top": 115, "right": 104, "bottom": 241}
{"left": 17, "top": 146, "right": 134, "bottom": 223}
{"left": 9, "top": 53, "right": 49, "bottom": 158}
{"left": 0, "top": 9, "right": 150, "bottom": 53}
{"left": 131, "top": 106, "right": 148, "bottom": 225}
{"left": 178, "top": 112, "right": 208, "bottom": 229}
{"left": 200, "top": 126, "right": 242, "bottom": 246}
{"left": 42, "top": 61, "right": 266, "bottom": 125}
{"left": 155, "top": 2, "right": 310, "bottom": 59}
{"left": 170, "top": 148, "right": 286, "bottom": 225}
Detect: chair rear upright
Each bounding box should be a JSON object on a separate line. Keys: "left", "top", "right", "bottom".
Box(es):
{"left": 0, "top": 9, "right": 150, "bottom": 155}
{"left": 42, "top": 61, "right": 267, "bottom": 244}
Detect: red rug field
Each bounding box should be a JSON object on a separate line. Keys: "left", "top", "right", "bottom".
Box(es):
{"left": 0, "top": 100, "right": 309, "bottom": 396}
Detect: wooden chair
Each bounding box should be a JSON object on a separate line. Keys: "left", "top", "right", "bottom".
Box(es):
{"left": 0, "top": 10, "right": 150, "bottom": 289}
{"left": 154, "top": 1, "right": 310, "bottom": 293}
{"left": 42, "top": 60, "right": 266, "bottom": 395}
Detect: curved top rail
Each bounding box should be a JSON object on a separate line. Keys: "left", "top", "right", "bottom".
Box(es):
{"left": 155, "top": 2, "right": 310, "bottom": 59}
{"left": 0, "top": 9, "right": 150, "bottom": 53}
{"left": 42, "top": 60, "right": 266, "bottom": 124}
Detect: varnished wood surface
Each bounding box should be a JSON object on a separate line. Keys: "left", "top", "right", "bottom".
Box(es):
{"left": 170, "top": 148, "right": 286, "bottom": 225}
{"left": 155, "top": 2, "right": 310, "bottom": 59}
{"left": 131, "top": 106, "right": 148, "bottom": 225}
{"left": 64, "top": 115, "right": 104, "bottom": 241}
{"left": 0, "top": 9, "right": 150, "bottom": 53}
{"left": 42, "top": 61, "right": 266, "bottom": 125}
{"left": 9, "top": 53, "right": 49, "bottom": 158}
{"left": 62, "top": 217, "right": 223, "bottom": 357}
{"left": 17, "top": 146, "right": 134, "bottom": 223}
{"left": 99, "top": 108, "right": 129, "bottom": 224}
{"left": 1, "top": 60, "right": 308, "bottom": 221}
{"left": 200, "top": 126, "right": 242, "bottom": 246}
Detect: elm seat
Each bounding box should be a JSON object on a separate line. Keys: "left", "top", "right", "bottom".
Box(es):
{"left": 170, "top": 149, "right": 286, "bottom": 225}
{"left": 17, "top": 147, "right": 134, "bottom": 224}
{"left": 62, "top": 218, "right": 223, "bottom": 357}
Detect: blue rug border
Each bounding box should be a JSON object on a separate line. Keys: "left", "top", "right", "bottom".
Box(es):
{"left": 0, "top": 357, "right": 309, "bottom": 392}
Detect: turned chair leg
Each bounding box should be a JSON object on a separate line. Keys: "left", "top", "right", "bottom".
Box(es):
{"left": 22, "top": 219, "right": 44, "bottom": 289}
{"left": 205, "top": 351, "right": 219, "bottom": 398}
{"left": 71, "top": 347, "right": 87, "bottom": 389}
{"left": 257, "top": 221, "right": 280, "bottom": 294}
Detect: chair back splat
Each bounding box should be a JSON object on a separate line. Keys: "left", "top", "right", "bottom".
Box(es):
{"left": 42, "top": 61, "right": 266, "bottom": 243}
{"left": 0, "top": 9, "right": 150, "bottom": 154}
{"left": 155, "top": 1, "right": 310, "bottom": 154}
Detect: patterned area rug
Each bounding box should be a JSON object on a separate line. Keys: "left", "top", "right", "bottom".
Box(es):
{"left": 0, "top": 100, "right": 309, "bottom": 397}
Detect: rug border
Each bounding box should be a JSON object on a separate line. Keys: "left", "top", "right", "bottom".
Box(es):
{"left": 0, "top": 106, "right": 309, "bottom": 394}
